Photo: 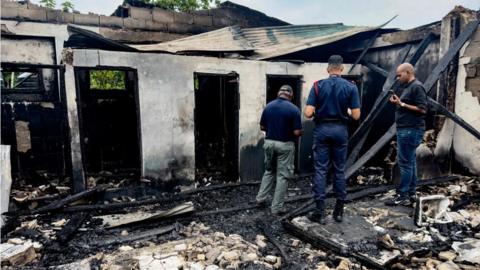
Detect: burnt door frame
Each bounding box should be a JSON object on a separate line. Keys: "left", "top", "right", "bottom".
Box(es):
{"left": 74, "top": 66, "right": 142, "bottom": 180}
{"left": 193, "top": 72, "right": 240, "bottom": 181}
{"left": 1, "top": 62, "right": 70, "bottom": 178}
{"left": 265, "top": 74, "right": 303, "bottom": 171}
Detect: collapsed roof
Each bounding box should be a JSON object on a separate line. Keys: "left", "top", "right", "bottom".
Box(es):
{"left": 132, "top": 19, "right": 397, "bottom": 60}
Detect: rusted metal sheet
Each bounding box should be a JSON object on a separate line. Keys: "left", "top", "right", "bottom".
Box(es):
{"left": 133, "top": 18, "right": 396, "bottom": 60}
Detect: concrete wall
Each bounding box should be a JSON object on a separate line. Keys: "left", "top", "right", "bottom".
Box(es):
{"left": 1, "top": 37, "right": 56, "bottom": 65}
{"left": 1, "top": 20, "right": 98, "bottom": 64}
{"left": 67, "top": 49, "right": 359, "bottom": 182}
{"left": 450, "top": 27, "right": 480, "bottom": 175}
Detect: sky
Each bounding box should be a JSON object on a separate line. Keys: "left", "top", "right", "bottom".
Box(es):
{"left": 31, "top": 0, "right": 479, "bottom": 29}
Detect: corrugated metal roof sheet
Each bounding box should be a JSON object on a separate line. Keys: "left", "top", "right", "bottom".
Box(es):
{"left": 132, "top": 21, "right": 392, "bottom": 60}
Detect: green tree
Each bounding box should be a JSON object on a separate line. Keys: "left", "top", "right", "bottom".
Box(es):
{"left": 90, "top": 70, "right": 126, "bottom": 90}
{"left": 128, "top": 0, "right": 220, "bottom": 12}
{"left": 61, "top": 1, "right": 74, "bottom": 12}
{"left": 40, "top": 0, "right": 56, "bottom": 9}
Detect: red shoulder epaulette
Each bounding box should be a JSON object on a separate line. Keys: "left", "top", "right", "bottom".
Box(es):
{"left": 313, "top": 80, "right": 323, "bottom": 96}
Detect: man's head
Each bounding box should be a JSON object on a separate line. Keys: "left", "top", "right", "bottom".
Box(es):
{"left": 327, "top": 55, "right": 344, "bottom": 74}
{"left": 278, "top": 85, "right": 293, "bottom": 100}
{"left": 396, "top": 63, "right": 415, "bottom": 84}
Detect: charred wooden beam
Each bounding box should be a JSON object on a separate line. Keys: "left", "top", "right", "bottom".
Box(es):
{"left": 31, "top": 185, "right": 107, "bottom": 214}
{"left": 256, "top": 219, "right": 291, "bottom": 264}
{"left": 429, "top": 98, "right": 480, "bottom": 140}
{"left": 362, "top": 61, "right": 388, "bottom": 77}
{"left": 56, "top": 213, "right": 88, "bottom": 244}
{"left": 92, "top": 225, "right": 175, "bottom": 247}
{"left": 346, "top": 125, "right": 397, "bottom": 179}
{"left": 348, "top": 31, "right": 381, "bottom": 74}
{"left": 346, "top": 22, "right": 440, "bottom": 52}
{"left": 424, "top": 20, "right": 480, "bottom": 96}
{"left": 61, "top": 181, "right": 261, "bottom": 213}
{"left": 451, "top": 194, "right": 480, "bottom": 211}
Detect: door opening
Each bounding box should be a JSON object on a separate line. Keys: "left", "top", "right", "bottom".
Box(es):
{"left": 194, "top": 73, "right": 239, "bottom": 182}
{"left": 75, "top": 68, "right": 141, "bottom": 184}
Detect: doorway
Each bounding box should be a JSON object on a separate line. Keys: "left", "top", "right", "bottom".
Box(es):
{"left": 75, "top": 68, "right": 141, "bottom": 180}
{"left": 194, "top": 73, "right": 240, "bottom": 182}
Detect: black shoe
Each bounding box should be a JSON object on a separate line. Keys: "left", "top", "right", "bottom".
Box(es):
{"left": 307, "top": 200, "right": 325, "bottom": 224}
{"left": 385, "top": 194, "right": 411, "bottom": 206}
{"left": 256, "top": 200, "right": 267, "bottom": 209}
{"left": 333, "top": 200, "right": 345, "bottom": 223}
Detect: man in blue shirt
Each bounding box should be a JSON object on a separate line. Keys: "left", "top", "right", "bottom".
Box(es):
{"left": 256, "top": 85, "right": 303, "bottom": 215}
{"left": 304, "top": 55, "right": 361, "bottom": 223}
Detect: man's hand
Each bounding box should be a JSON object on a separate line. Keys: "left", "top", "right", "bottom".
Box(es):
{"left": 304, "top": 105, "right": 315, "bottom": 119}
{"left": 349, "top": 108, "right": 361, "bottom": 120}
{"left": 389, "top": 94, "right": 401, "bottom": 106}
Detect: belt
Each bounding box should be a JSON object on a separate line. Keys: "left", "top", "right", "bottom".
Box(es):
{"left": 315, "top": 118, "right": 346, "bottom": 124}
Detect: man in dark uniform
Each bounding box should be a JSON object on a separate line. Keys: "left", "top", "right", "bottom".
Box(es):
{"left": 386, "top": 63, "right": 427, "bottom": 206}
{"left": 256, "top": 85, "right": 303, "bottom": 215}
{"left": 304, "top": 55, "right": 361, "bottom": 223}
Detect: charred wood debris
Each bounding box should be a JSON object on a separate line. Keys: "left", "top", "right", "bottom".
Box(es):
{"left": 2, "top": 20, "right": 480, "bottom": 270}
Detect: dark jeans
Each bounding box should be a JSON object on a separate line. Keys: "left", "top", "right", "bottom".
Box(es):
{"left": 396, "top": 127, "right": 424, "bottom": 197}
{"left": 312, "top": 123, "right": 348, "bottom": 202}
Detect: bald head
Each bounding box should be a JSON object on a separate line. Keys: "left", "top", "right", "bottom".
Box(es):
{"left": 396, "top": 63, "right": 415, "bottom": 84}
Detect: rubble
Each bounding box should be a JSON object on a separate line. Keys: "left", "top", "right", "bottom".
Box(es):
{"left": 452, "top": 238, "right": 480, "bottom": 264}
{"left": 0, "top": 240, "right": 37, "bottom": 266}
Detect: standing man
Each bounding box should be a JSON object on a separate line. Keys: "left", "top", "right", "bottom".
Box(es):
{"left": 386, "top": 63, "right": 427, "bottom": 206}
{"left": 304, "top": 55, "right": 361, "bottom": 223}
{"left": 256, "top": 85, "right": 303, "bottom": 215}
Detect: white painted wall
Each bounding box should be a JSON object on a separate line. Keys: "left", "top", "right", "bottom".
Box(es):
{"left": 68, "top": 49, "right": 359, "bottom": 181}
{"left": 435, "top": 36, "right": 480, "bottom": 175}
{"left": 452, "top": 47, "right": 480, "bottom": 174}
{"left": 1, "top": 20, "right": 99, "bottom": 63}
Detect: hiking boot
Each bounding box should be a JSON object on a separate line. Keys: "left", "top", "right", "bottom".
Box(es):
{"left": 385, "top": 194, "right": 411, "bottom": 206}
{"left": 333, "top": 200, "right": 345, "bottom": 223}
{"left": 307, "top": 200, "right": 325, "bottom": 224}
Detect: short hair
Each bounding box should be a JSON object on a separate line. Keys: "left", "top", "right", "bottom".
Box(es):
{"left": 278, "top": 85, "right": 293, "bottom": 95}
{"left": 328, "top": 55, "right": 343, "bottom": 69}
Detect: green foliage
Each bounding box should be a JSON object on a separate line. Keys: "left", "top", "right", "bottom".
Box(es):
{"left": 132, "top": 0, "right": 220, "bottom": 12}
{"left": 89, "top": 70, "right": 126, "bottom": 90}
{"left": 40, "top": 0, "right": 56, "bottom": 9}
{"left": 61, "top": 1, "right": 74, "bottom": 12}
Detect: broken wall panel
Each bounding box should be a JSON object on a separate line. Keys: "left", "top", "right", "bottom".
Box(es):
{"left": 1, "top": 35, "right": 68, "bottom": 182}
{"left": 450, "top": 26, "right": 480, "bottom": 174}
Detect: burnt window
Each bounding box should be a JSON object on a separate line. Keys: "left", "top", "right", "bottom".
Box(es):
{"left": 1, "top": 67, "right": 42, "bottom": 92}
{"left": 89, "top": 70, "right": 126, "bottom": 90}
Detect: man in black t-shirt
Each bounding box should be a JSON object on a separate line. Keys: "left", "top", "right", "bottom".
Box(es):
{"left": 387, "top": 63, "right": 428, "bottom": 206}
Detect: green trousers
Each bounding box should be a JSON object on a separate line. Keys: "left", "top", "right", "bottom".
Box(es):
{"left": 256, "top": 139, "right": 295, "bottom": 213}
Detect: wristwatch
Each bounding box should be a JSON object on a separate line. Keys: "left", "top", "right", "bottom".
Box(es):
{"left": 400, "top": 102, "right": 406, "bottom": 107}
